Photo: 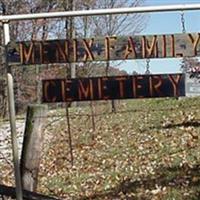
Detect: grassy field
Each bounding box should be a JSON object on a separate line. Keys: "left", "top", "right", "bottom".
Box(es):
{"left": 36, "top": 97, "right": 200, "bottom": 199}
{"left": 0, "top": 97, "right": 200, "bottom": 199}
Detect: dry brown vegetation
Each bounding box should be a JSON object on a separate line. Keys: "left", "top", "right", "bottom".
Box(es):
{"left": 34, "top": 97, "right": 200, "bottom": 199}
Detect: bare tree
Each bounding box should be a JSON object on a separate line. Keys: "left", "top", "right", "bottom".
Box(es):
{"left": 0, "top": 0, "right": 147, "bottom": 114}
{"left": 75, "top": 0, "right": 147, "bottom": 112}
{"left": 79, "top": 0, "right": 146, "bottom": 36}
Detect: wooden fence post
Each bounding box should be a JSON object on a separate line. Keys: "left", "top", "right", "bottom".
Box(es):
{"left": 20, "top": 104, "right": 48, "bottom": 192}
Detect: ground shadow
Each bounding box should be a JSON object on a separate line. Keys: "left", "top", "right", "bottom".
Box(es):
{"left": 150, "top": 120, "right": 200, "bottom": 130}
{"left": 78, "top": 164, "right": 200, "bottom": 200}
{"left": 163, "top": 121, "right": 200, "bottom": 129}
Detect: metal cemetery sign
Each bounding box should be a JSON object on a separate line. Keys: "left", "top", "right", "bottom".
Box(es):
{"left": 8, "top": 33, "right": 200, "bottom": 65}
{"left": 42, "top": 73, "right": 185, "bottom": 103}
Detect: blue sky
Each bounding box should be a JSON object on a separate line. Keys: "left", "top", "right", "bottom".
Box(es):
{"left": 119, "top": 0, "right": 200, "bottom": 74}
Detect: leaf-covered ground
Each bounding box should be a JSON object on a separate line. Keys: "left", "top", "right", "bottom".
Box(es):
{"left": 0, "top": 97, "right": 200, "bottom": 199}
{"left": 37, "top": 97, "right": 200, "bottom": 199}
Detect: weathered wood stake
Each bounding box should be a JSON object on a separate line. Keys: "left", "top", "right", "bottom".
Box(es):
{"left": 20, "top": 104, "right": 48, "bottom": 191}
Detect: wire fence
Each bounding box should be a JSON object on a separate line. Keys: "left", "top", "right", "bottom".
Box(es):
{"left": 0, "top": 101, "right": 199, "bottom": 123}
{"left": 0, "top": 98, "right": 199, "bottom": 199}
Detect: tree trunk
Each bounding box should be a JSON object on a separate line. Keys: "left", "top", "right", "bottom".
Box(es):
{"left": 106, "top": 61, "right": 116, "bottom": 113}
{"left": 20, "top": 104, "right": 48, "bottom": 192}
{"left": 0, "top": 78, "right": 7, "bottom": 118}
{"left": 0, "top": 22, "right": 8, "bottom": 118}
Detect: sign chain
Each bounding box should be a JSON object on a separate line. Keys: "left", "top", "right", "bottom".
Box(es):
{"left": 181, "top": 11, "right": 186, "bottom": 33}
{"left": 145, "top": 58, "right": 151, "bottom": 74}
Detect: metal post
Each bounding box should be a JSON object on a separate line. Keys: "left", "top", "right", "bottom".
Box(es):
{"left": 0, "top": 4, "right": 200, "bottom": 21}
{"left": 3, "top": 22, "right": 23, "bottom": 200}
{"left": 3, "top": 23, "right": 9, "bottom": 46}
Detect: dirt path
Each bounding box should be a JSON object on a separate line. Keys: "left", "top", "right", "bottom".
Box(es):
{"left": 0, "top": 120, "right": 25, "bottom": 165}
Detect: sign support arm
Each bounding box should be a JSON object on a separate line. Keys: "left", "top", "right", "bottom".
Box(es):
{"left": 3, "top": 21, "right": 23, "bottom": 200}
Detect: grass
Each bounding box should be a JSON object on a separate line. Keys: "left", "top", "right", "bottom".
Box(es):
{"left": 37, "top": 97, "right": 200, "bottom": 199}
{"left": 1, "top": 97, "right": 200, "bottom": 199}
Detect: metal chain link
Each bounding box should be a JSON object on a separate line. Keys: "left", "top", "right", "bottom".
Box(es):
{"left": 145, "top": 58, "right": 151, "bottom": 74}
{"left": 181, "top": 11, "right": 186, "bottom": 33}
